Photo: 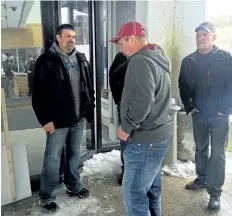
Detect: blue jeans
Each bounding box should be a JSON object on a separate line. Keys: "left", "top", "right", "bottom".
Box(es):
{"left": 39, "top": 118, "right": 85, "bottom": 204}
{"left": 122, "top": 138, "right": 171, "bottom": 216}
{"left": 192, "top": 115, "right": 229, "bottom": 196}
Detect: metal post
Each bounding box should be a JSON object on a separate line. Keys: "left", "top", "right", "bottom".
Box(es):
{"left": 163, "top": 105, "right": 181, "bottom": 167}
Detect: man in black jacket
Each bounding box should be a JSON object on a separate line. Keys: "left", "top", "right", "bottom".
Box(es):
{"left": 179, "top": 21, "right": 232, "bottom": 210}
{"left": 32, "top": 24, "right": 94, "bottom": 213}
{"left": 109, "top": 52, "right": 128, "bottom": 185}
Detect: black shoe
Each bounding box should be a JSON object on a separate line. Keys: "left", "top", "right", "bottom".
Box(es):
{"left": 67, "top": 188, "right": 90, "bottom": 198}
{"left": 208, "top": 195, "right": 220, "bottom": 210}
{"left": 39, "top": 201, "right": 60, "bottom": 214}
{"left": 185, "top": 179, "right": 207, "bottom": 190}
{"left": 117, "top": 174, "right": 123, "bottom": 185}
{"left": 118, "top": 176, "right": 122, "bottom": 185}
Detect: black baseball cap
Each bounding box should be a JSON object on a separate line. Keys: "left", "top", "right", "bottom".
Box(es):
{"left": 195, "top": 21, "right": 216, "bottom": 34}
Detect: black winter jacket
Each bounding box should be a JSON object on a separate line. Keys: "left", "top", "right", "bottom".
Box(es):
{"left": 179, "top": 45, "right": 232, "bottom": 116}
{"left": 32, "top": 50, "right": 94, "bottom": 128}
{"left": 109, "top": 52, "right": 128, "bottom": 104}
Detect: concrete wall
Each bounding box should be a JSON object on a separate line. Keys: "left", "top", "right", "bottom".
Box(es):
{"left": 171, "top": 0, "right": 207, "bottom": 103}
{"left": 147, "top": 0, "right": 206, "bottom": 102}
{"left": 147, "top": 1, "right": 175, "bottom": 61}
{"left": 146, "top": 0, "right": 207, "bottom": 161}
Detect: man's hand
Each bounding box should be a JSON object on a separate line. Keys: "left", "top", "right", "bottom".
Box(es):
{"left": 43, "top": 122, "right": 55, "bottom": 134}
{"left": 190, "top": 108, "right": 199, "bottom": 115}
{"left": 117, "top": 127, "right": 129, "bottom": 141}
{"left": 217, "top": 112, "right": 224, "bottom": 116}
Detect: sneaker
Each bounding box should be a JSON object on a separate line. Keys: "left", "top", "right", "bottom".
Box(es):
{"left": 39, "top": 201, "right": 60, "bottom": 214}
{"left": 67, "top": 188, "right": 90, "bottom": 198}
{"left": 208, "top": 195, "right": 220, "bottom": 210}
{"left": 185, "top": 179, "right": 207, "bottom": 190}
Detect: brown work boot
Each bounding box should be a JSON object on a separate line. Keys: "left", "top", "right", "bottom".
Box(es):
{"left": 185, "top": 179, "right": 207, "bottom": 190}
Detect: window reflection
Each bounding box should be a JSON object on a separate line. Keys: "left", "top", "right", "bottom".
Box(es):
{"left": 1, "top": 0, "right": 43, "bottom": 178}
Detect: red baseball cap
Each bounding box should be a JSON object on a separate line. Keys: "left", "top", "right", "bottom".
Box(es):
{"left": 109, "top": 21, "right": 146, "bottom": 44}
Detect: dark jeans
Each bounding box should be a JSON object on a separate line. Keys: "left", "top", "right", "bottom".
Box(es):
{"left": 122, "top": 138, "right": 171, "bottom": 216}
{"left": 39, "top": 118, "right": 85, "bottom": 204}
{"left": 192, "top": 115, "right": 229, "bottom": 196}
{"left": 120, "top": 140, "right": 126, "bottom": 175}
{"left": 117, "top": 104, "right": 125, "bottom": 175}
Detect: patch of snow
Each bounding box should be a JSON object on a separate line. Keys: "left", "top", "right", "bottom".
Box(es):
{"left": 162, "top": 160, "right": 196, "bottom": 178}
{"left": 163, "top": 152, "right": 232, "bottom": 178}
{"left": 30, "top": 187, "right": 111, "bottom": 216}
{"left": 81, "top": 150, "right": 121, "bottom": 183}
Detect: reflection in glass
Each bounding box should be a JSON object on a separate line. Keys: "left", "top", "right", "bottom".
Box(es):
{"left": 1, "top": 0, "right": 44, "bottom": 178}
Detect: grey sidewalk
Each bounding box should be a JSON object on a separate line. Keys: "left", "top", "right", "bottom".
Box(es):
{"left": 2, "top": 173, "right": 232, "bottom": 216}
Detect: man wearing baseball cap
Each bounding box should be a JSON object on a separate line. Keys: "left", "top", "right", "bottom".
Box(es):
{"left": 179, "top": 21, "right": 232, "bottom": 210}
{"left": 110, "top": 21, "right": 172, "bottom": 216}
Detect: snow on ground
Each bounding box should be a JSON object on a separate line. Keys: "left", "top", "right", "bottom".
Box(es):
{"left": 163, "top": 152, "right": 232, "bottom": 178}
{"left": 30, "top": 194, "right": 108, "bottom": 216}
{"left": 80, "top": 150, "right": 232, "bottom": 180}
{"left": 80, "top": 149, "right": 122, "bottom": 184}
{"left": 162, "top": 160, "right": 196, "bottom": 178}
{"left": 80, "top": 149, "right": 197, "bottom": 179}
{"left": 4, "top": 150, "right": 232, "bottom": 216}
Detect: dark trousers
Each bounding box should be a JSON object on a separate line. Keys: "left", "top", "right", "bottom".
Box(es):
{"left": 192, "top": 114, "right": 229, "bottom": 196}
{"left": 117, "top": 104, "right": 125, "bottom": 175}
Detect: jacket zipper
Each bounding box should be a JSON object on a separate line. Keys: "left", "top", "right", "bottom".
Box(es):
{"left": 62, "top": 63, "right": 77, "bottom": 120}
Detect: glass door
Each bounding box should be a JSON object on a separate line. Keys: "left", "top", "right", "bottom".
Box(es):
{"left": 94, "top": 1, "right": 147, "bottom": 150}
{"left": 58, "top": 0, "right": 96, "bottom": 158}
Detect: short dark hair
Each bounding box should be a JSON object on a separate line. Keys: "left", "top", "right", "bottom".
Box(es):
{"left": 56, "top": 24, "right": 75, "bottom": 36}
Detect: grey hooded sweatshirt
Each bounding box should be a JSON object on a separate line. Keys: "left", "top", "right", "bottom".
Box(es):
{"left": 50, "top": 42, "right": 81, "bottom": 119}
{"left": 120, "top": 45, "right": 172, "bottom": 144}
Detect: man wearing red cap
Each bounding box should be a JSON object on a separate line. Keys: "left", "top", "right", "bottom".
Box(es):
{"left": 110, "top": 21, "right": 172, "bottom": 216}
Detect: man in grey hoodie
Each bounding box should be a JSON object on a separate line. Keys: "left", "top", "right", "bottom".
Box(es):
{"left": 110, "top": 21, "right": 172, "bottom": 216}
{"left": 32, "top": 24, "right": 94, "bottom": 214}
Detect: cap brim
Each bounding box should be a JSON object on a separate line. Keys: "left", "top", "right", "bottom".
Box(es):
{"left": 195, "top": 26, "right": 214, "bottom": 34}
{"left": 109, "top": 35, "right": 122, "bottom": 44}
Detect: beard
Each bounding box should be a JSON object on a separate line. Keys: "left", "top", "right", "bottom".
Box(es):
{"left": 197, "top": 43, "right": 208, "bottom": 51}
{"left": 66, "top": 42, "right": 74, "bottom": 51}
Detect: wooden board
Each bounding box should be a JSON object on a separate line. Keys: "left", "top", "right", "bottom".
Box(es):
{"left": 1, "top": 88, "right": 16, "bottom": 201}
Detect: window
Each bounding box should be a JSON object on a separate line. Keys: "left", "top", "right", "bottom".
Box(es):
{"left": 1, "top": 0, "right": 43, "bottom": 177}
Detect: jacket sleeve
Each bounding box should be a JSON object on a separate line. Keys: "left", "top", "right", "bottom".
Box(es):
{"left": 32, "top": 57, "right": 55, "bottom": 126}
{"left": 82, "top": 59, "right": 95, "bottom": 122}
{"left": 109, "top": 53, "right": 127, "bottom": 77}
{"left": 220, "top": 52, "right": 232, "bottom": 115}
{"left": 178, "top": 59, "right": 195, "bottom": 114}
{"left": 121, "top": 58, "right": 155, "bottom": 135}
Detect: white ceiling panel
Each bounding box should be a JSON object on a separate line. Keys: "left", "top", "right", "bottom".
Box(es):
{"left": 1, "top": 0, "right": 34, "bottom": 28}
